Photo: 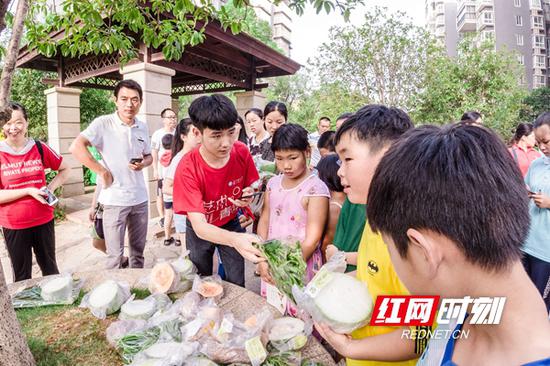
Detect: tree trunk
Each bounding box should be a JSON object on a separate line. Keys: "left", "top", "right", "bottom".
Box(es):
{"left": 0, "top": 0, "right": 10, "bottom": 34}
{"left": 0, "top": 261, "right": 35, "bottom": 365}
{"left": 0, "top": 0, "right": 29, "bottom": 123}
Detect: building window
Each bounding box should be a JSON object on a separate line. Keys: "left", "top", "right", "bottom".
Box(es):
{"left": 514, "top": 0, "right": 521, "bottom": 6}
{"left": 533, "top": 35, "right": 545, "bottom": 48}
{"left": 516, "top": 34, "right": 524, "bottom": 45}
{"left": 482, "top": 11, "right": 493, "bottom": 24}
{"left": 530, "top": 0, "right": 542, "bottom": 8}
{"left": 516, "top": 15, "right": 523, "bottom": 26}
{"left": 533, "top": 16, "right": 543, "bottom": 28}
{"left": 518, "top": 54, "right": 525, "bottom": 65}
{"left": 534, "top": 75, "right": 546, "bottom": 88}
{"left": 534, "top": 55, "right": 546, "bottom": 67}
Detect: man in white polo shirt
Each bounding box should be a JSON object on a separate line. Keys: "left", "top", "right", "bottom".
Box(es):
{"left": 70, "top": 80, "right": 153, "bottom": 269}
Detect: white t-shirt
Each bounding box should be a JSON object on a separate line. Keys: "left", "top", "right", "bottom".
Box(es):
{"left": 162, "top": 149, "right": 186, "bottom": 203}
{"left": 308, "top": 131, "right": 321, "bottom": 167}
{"left": 81, "top": 113, "right": 151, "bottom": 206}
{"left": 151, "top": 127, "right": 175, "bottom": 177}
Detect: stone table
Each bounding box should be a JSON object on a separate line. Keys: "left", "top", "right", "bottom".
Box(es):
{"left": 9, "top": 269, "right": 336, "bottom": 365}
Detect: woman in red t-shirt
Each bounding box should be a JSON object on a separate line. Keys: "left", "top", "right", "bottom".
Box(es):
{"left": 509, "top": 122, "right": 542, "bottom": 177}
{"left": 0, "top": 103, "right": 69, "bottom": 281}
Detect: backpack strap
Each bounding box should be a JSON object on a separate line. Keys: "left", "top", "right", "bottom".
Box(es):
{"left": 34, "top": 139, "right": 45, "bottom": 165}
{"left": 511, "top": 147, "right": 519, "bottom": 164}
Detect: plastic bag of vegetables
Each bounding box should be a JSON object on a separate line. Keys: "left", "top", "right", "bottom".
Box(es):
{"left": 148, "top": 255, "right": 196, "bottom": 295}
{"left": 268, "top": 317, "right": 311, "bottom": 352}
{"left": 119, "top": 294, "right": 170, "bottom": 321}
{"left": 253, "top": 238, "right": 307, "bottom": 302}
{"left": 128, "top": 340, "right": 198, "bottom": 366}
{"left": 192, "top": 274, "right": 224, "bottom": 301}
{"left": 292, "top": 251, "right": 373, "bottom": 334}
{"left": 12, "top": 274, "right": 84, "bottom": 308}
{"left": 80, "top": 280, "right": 131, "bottom": 319}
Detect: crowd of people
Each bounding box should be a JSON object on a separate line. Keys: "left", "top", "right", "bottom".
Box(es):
{"left": 1, "top": 77, "right": 550, "bottom": 364}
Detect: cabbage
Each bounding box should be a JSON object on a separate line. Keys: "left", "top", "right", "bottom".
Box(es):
{"left": 143, "top": 342, "right": 194, "bottom": 359}
{"left": 40, "top": 276, "right": 73, "bottom": 302}
{"left": 312, "top": 273, "right": 373, "bottom": 334}
{"left": 120, "top": 298, "right": 157, "bottom": 320}
{"left": 171, "top": 257, "right": 194, "bottom": 278}
{"left": 87, "top": 280, "right": 130, "bottom": 318}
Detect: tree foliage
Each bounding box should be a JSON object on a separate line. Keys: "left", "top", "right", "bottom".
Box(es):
{"left": 265, "top": 73, "right": 366, "bottom": 131}
{"left": 519, "top": 87, "right": 550, "bottom": 123}
{"left": 312, "top": 6, "right": 438, "bottom": 110}
{"left": 10, "top": 69, "right": 113, "bottom": 140}
{"left": 25, "top": 0, "right": 362, "bottom": 64}
{"left": 411, "top": 38, "right": 528, "bottom": 138}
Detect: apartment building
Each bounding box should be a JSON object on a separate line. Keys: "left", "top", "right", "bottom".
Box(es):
{"left": 426, "top": 0, "right": 459, "bottom": 56}
{"left": 426, "top": 0, "right": 550, "bottom": 89}
{"left": 251, "top": 0, "right": 293, "bottom": 56}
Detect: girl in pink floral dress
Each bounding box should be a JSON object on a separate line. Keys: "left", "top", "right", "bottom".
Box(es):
{"left": 257, "top": 123, "right": 329, "bottom": 315}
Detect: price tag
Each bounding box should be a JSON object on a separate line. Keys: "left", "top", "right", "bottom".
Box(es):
{"left": 245, "top": 336, "right": 267, "bottom": 366}
{"left": 305, "top": 267, "right": 334, "bottom": 298}
{"left": 265, "top": 282, "right": 288, "bottom": 315}
{"left": 217, "top": 317, "right": 233, "bottom": 337}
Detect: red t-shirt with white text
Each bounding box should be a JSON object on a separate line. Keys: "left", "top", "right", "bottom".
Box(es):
{"left": 0, "top": 140, "right": 62, "bottom": 229}
{"left": 173, "top": 141, "right": 259, "bottom": 227}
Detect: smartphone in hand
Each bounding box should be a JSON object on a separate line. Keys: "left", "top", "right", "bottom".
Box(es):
{"left": 240, "top": 192, "right": 263, "bottom": 199}
{"left": 130, "top": 158, "right": 143, "bottom": 164}
{"left": 41, "top": 187, "right": 58, "bottom": 206}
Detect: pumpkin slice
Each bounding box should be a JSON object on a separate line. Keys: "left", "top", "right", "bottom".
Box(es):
{"left": 149, "top": 263, "right": 176, "bottom": 294}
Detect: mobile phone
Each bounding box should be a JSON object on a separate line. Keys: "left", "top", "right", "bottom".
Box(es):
{"left": 528, "top": 190, "right": 536, "bottom": 195}
{"left": 240, "top": 192, "right": 263, "bottom": 199}
{"left": 41, "top": 187, "right": 58, "bottom": 206}
{"left": 130, "top": 158, "right": 143, "bottom": 164}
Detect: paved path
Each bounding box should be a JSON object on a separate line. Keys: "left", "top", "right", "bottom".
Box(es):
{"left": 0, "top": 193, "right": 261, "bottom": 293}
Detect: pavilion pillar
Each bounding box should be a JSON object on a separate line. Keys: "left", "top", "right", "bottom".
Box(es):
{"left": 44, "top": 87, "right": 85, "bottom": 197}
{"left": 120, "top": 63, "right": 176, "bottom": 218}
{"left": 235, "top": 90, "right": 266, "bottom": 136}
{"left": 171, "top": 98, "right": 181, "bottom": 118}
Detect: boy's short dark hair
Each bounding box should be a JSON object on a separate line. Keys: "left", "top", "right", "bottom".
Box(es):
{"left": 317, "top": 130, "right": 336, "bottom": 151}
{"left": 336, "top": 112, "right": 353, "bottom": 122}
{"left": 188, "top": 94, "right": 238, "bottom": 132}
{"left": 271, "top": 123, "right": 309, "bottom": 152}
{"left": 114, "top": 80, "right": 143, "bottom": 101}
{"left": 319, "top": 116, "right": 331, "bottom": 123}
{"left": 460, "top": 111, "right": 482, "bottom": 123}
{"left": 367, "top": 124, "right": 529, "bottom": 271}
{"left": 317, "top": 154, "right": 344, "bottom": 192}
{"left": 161, "top": 133, "right": 173, "bottom": 150}
{"left": 334, "top": 104, "right": 413, "bottom": 153}
{"left": 533, "top": 111, "right": 550, "bottom": 129}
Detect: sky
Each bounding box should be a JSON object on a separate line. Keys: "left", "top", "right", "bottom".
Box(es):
{"left": 290, "top": 0, "right": 426, "bottom": 66}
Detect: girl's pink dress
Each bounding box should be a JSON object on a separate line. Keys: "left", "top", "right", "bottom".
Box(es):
{"left": 260, "top": 173, "right": 330, "bottom": 315}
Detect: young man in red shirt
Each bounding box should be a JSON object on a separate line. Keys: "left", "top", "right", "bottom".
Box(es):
{"left": 173, "top": 94, "right": 264, "bottom": 287}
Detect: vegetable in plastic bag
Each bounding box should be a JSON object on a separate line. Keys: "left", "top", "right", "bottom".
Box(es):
{"left": 106, "top": 319, "right": 148, "bottom": 348}
{"left": 192, "top": 275, "right": 224, "bottom": 301}
{"left": 253, "top": 239, "right": 306, "bottom": 302}
{"left": 41, "top": 275, "right": 73, "bottom": 302}
{"left": 12, "top": 275, "right": 84, "bottom": 308}
{"left": 80, "top": 280, "right": 131, "bottom": 319}
{"left": 268, "top": 317, "right": 308, "bottom": 352}
{"left": 292, "top": 251, "right": 373, "bottom": 334}
{"left": 173, "top": 291, "right": 202, "bottom": 321}
{"left": 117, "top": 326, "right": 161, "bottom": 364}
{"left": 149, "top": 262, "right": 191, "bottom": 295}
{"left": 120, "top": 295, "right": 158, "bottom": 321}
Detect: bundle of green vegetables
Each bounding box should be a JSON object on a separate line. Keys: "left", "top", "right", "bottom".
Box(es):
{"left": 253, "top": 239, "right": 306, "bottom": 302}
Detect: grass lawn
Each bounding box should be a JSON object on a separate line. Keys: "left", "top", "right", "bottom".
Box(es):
{"left": 16, "top": 288, "right": 151, "bottom": 366}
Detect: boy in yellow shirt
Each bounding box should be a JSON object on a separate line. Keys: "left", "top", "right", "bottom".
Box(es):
{"left": 316, "top": 104, "right": 426, "bottom": 365}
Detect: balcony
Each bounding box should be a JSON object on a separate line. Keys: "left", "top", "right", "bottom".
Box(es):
{"left": 476, "top": 0, "right": 493, "bottom": 12}
{"left": 457, "top": 9, "right": 477, "bottom": 32}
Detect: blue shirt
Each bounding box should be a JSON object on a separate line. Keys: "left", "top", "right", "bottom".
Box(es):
{"left": 523, "top": 156, "right": 550, "bottom": 263}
